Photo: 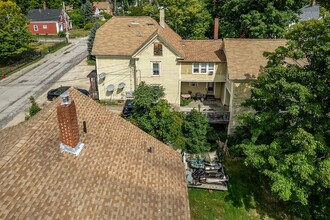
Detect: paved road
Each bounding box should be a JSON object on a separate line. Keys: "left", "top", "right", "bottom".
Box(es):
{"left": 0, "top": 38, "right": 88, "bottom": 129}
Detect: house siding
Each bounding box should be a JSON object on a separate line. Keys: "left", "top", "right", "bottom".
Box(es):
{"left": 180, "top": 62, "right": 227, "bottom": 82}
{"left": 96, "top": 56, "right": 132, "bottom": 101}
{"left": 28, "top": 22, "right": 58, "bottom": 35}
{"left": 135, "top": 39, "right": 181, "bottom": 105}
{"left": 227, "top": 82, "right": 252, "bottom": 134}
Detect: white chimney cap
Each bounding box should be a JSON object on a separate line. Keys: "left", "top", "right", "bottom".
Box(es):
{"left": 60, "top": 93, "right": 71, "bottom": 105}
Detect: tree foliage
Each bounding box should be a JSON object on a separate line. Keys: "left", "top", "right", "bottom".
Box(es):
{"left": 81, "top": 0, "right": 94, "bottom": 24}
{"left": 87, "top": 22, "right": 100, "bottom": 58}
{"left": 235, "top": 10, "right": 330, "bottom": 219}
{"left": 0, "top": 1, "right": 33, "bottom": 64}
{"left": 205, "top": 0, "right": 308, "bottom": 38}
{"left": 131, "top": 82, "right": 212, "bottom": 153}
{"left": 128, "top": 0, "right": 211, "bottom": 39}
{"left": 68, "top": 9, "right": 85, "bottom": 29}
{"left": 183, "top": 109, "right": 211, "bottom": 153}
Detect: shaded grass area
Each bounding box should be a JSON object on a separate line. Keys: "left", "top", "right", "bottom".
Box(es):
{"left": 69, "top": 28, "right": 90, "bottom": 38}
{"left": 189, "top": 158, "right": 298, "bottom": 220}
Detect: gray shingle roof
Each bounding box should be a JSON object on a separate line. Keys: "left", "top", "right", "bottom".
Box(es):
{"left": 27, "top": 9, "right": 62, "bottom": 22}
{"left": 299, "top": 5, "right": 320, "bottom": 21}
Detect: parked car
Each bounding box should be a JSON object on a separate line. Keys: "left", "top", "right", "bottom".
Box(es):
{"left": 47, "top": 86, "right": 89, "bottom": 101}
{"left": 122, "top": 99, "right": 134, "bottom": 117}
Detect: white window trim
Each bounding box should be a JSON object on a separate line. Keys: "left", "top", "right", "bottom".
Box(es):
{"left": 42, "top": 25, "right": 47, "bottom": 29}
{"left": 192, "top": 63, "right": 215, "bottom": 75}
{"left": 33, "top": 25, "right": 38, "bottom": 31}
{"left": 189, "top": 82, "right": 198, "bottom": 87}
{"left": 151, "top": 62, "right": 161, "bottom": 76}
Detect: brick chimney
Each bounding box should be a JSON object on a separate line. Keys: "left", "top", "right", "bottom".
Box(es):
{"left": 43, "top": 1, "right": 47, "bottom": 10}
{"left": 214, "top": 17, "right": 219, "bottom": 40}
{"left": 159, "top": 7, "right": 165, "bottom": 28}
{"left": 57, "top": 93, "right": 84, "bottom": 156}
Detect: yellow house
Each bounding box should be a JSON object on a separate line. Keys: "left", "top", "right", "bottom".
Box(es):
{"left": 91, "top": 12, "right": 287, "bottom": 134}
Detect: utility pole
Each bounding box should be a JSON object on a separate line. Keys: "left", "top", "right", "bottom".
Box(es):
{"left": 63, "top": 2, "right": 70, "bottom": 43}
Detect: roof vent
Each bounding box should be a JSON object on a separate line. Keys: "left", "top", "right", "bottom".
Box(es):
{"left": 146, "top": 23, "right": 155, "bottom": 26}
{"left": 107, "top": 84, "right": 114, "bottom": 92}
{"left": 131, "top": 21, "right": 139, "bottom": 25}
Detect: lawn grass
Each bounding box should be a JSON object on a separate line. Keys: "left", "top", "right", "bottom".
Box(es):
{"left": 189, "top": 158, "right": 298, "bottom": 220}
{"left": 69, "top": 28, "right": 90, "bottom": 38}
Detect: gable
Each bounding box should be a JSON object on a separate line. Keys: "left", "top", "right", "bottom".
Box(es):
{"left": 132, "top": 35, "right": 181, "bottom": 58}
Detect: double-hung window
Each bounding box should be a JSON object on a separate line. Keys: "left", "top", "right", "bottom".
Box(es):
{"left": 192, "top": 63, "right": 215, "bottom": 74}
{"left": 152, "top": 62, "right": 160, "bottom": 76}
{"left": 193, "top": 63, "right": 199, "bottom": 73}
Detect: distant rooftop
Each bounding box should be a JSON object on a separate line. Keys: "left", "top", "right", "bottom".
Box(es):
{"left": 27, "top": 9, "right": 63, "bottom": 22}
{"left": 299, "top": 5, "right": 320, "bottom": 21}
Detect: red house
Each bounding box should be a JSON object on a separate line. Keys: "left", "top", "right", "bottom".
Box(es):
{"left": 27, "top": 4, "right": 72, "bottom": 35}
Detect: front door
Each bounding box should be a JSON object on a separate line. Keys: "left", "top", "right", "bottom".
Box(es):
{"left": 207, "top": 82, "right": 214, "bottom": 95}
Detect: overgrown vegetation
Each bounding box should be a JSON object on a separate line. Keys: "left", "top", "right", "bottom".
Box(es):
{"left": 25, "top": 96, "right": 41, "bottom": 120}
{"left": 232, "top": 10, "right": 330, "bottom": 219}
{"left": 128, "top": 82, "right": 214, "bottom": 153}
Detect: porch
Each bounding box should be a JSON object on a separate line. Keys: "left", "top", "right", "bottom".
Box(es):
{"left": 180, "top": 99, "right": 230, "bottom": 124}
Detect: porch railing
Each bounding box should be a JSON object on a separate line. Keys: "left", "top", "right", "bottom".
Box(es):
{"left": 201, "top": 111, "right": 230, "bottom": 124}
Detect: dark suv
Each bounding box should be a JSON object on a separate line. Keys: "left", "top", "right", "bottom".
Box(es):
{"left": 122, "top": 100, "right": 134, "bottom": 117}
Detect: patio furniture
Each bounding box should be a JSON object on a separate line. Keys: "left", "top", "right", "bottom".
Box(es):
{"left": 181, "top": 93, "right": 191, "bottom": 99}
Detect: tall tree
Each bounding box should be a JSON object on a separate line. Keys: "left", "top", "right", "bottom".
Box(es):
{"left": 235, "top": 9, "right": 330, "bottom": 219}
{"left": 82, "top": 0, "right": 94, "bottom": 23}
{"left": 87, "top": 22, "right": 100, "bottom": 59}
{"left": 183, "top": 109, "right": 211, "bottom": 153}
{"left": 205, "top": 0, "right": 308, "bottom": 38}
{"left": 0, "top": 1, "right": 33, "bottom": 64}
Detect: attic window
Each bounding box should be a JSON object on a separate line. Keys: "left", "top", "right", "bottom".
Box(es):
{"left": 154, "top": 43, "right": 163, "bottom": 56}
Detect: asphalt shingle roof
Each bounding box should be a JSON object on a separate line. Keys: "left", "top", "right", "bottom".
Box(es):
{"left": 299, "top": 5, "right": 320, "bottom": 21}
{"left": 27, "top": 9, "right": 62, "bottom": 22}
{"left": 0, "top": 88, "right": 190, "bottom": 219}
{"left": 92, "top": 16, "right": 225, "bottom": 62}
{"left": 181, "top": 40, "right": 225, "bottom": 62}
{"left": 224, "top": 38, "right": 287, "bottom": 80}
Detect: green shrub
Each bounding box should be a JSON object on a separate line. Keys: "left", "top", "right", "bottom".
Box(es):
{"left": 26, "top": 96, "right": 41, "bottom": 120}
{"left": 57, "top": 31, "right": 66, "bottom": 38}
{"left": 100, "top": 11, "right": 112, "bottom": 20}
{"left": 180, "top": 98, "right": 192, "bottom": 106}
{"left": 87, "top": 59, "right": 96, "bottom": 65}
{"left": 84, "top": 22, "right": 94, "bottom": 30}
